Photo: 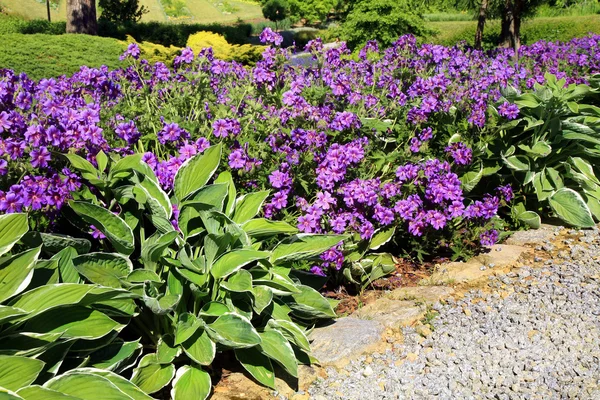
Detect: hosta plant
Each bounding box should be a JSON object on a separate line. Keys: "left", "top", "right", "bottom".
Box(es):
{"left": 62, "top": 144, "right": 343, "bottom": 398}
{"left": 483, "top": 73, "right": 600, "bottom": 227}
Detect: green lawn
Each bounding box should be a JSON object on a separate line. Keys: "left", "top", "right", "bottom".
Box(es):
{"left": 0, "top": 33, "right": 125, "bottom": 80}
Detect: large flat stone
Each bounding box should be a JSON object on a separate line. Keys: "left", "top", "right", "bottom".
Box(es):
{"left": 505, "top": 226, "right": 555, "bottom": 246}
{"left": 353, "top": 298, "right": 425, "bottom": 330}
{"left": 308, "top": 317, "right": 384, "bottom": 367}
{"left": 387, "top": 285, "right": 455, "bottom": 304}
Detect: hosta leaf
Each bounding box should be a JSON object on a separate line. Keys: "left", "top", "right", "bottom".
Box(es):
{"left": 89, "top": 340, "right": 142, "bottom": 372}
{"left": 171, "top": 365, "right": 211, "bottom": 400}
{"left": 241, "top": 218, "right": 298, "bottom": 238}
{"left": 570, "top": 157, "right": 600, "bottom": 184}
{"left": 141, "top": 231, "right": 178, "bottom": 264}
{"left": 127, "top": 270, "right": 162, "bottom": 283}
{"left": 62, "top": 153, "right": 98, "bottom": 181}
{"left": 143, "top": 292, "right": 180, "bottom": 315}
{"left": 186, "top": 183, "right": 229, "bottom": 211}
{"left": 17, "top": 385, "right": 80, "bottom": 400}
{"left": 234, "top": 347, "right": 275, "bottom": 389}
{"left": 24, "top": 306, "right": 122, "bottom": 340}
{"left": 8, "top": 283, "right": 94, "bottom": 320}
{"left": 74, "top": 368, "right": 152, "bottom": 400}
{"left": 109, "top": 154, "right": 149, "bottom": 181}
{"left": 0, "top": 306, "right": 26, "bottom": 324}
{"left": 513, "top": 93, "right": 540, "bottom": 108}
{"left": 214, "top": 171, "right": 236, "bottom": 216}
{"left": 562, "top": 131, "right": 600, "bottom": 145}
{"left": 51, "top": 247, "right": 80, "bottom": 284}
{"left": 459, "top": 161, "right": 483, "bottom": 192}
{"left": 174, "top": 313, "right": 204, "bottom": 345}
{"left": 199, "top": 302, "right": 230, "bottom": 317}
{"left": 44, "top": 372, "right": 133, "bottom": 400}
{"left": 0, "top": 247, "right": 41, "bottom": 303}
{"left": 211, "top": 249, "right": 269, "bottom": 279}
{"left": 548, "top": 188, "right": 595, "bottom": 227}
{"left": 266, "top": 319, "right": 311, "bottom": 352}
{"left": 131, "top": 354, "right": 176, "bottom": 395}
{"left": 232, "top": 191, "right": 270, "bottom": 224}
{"left": 258, "top": 330, "right": 298, "bottom": 377}
{"left": 221, "top": 270, "right": 253, "bottom": 292}
{"left": 270, "top": 234, "right": 347, "bottom": 265}
{"left": 156, "top": 335, "right": 181, "bottom": 364}
{"left": 289, "top": 284, "right": 337, "bottom": 319}
{"left": 369, "top": 226, "right": 395, "bottom": 250}
{"left": 585, "top": 194, "right": 600, "bottom": 221}
{"left": 73, "top": 253, "right": 132, "bottom": 288}
{"left": 69, "top": 201, "right": 134, "bottom": 255}
{"left": 516, "top": 210, "right": 541, "bottom": 229}
{"left": 134, "top": 172, "right": 172, "bottom": 219}
{"left": 0, "top": 355, "right": 44, "bottom": 391}
{"left": 182, "top": 329, "right": 216, "bottom": 366}
{"left": 207, "top": 313, "right": 261, "bottom": 348}
{"left": 174, "top": 143, "right": 222, "bottom": 201}
{"left": 502, "top": 155, "right": 530, "bottom": 171}
{"left": 531, "top": 141, "right": 552, "bottom": 157}
{"left": 0, "top": 213, "right": 29, "bottom": 257}
{"left": 251, "top": 286, "right": 273, "bottom": 314}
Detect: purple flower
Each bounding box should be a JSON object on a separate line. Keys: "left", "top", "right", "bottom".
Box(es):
{"left": 498, "top": 102, "right": 520, "bottom": 120}
{"left": 310, "top": 266, "right": 326, "bottom": 276}
{"left": 30, "top": 147, "right": 51, "bottom": 168}
{"left": 120, "top": 43, "right": 141, "bottom": 60}
{"left": 228, "top": 149, "right": 246, "bottom": 169}
{"left": 0, "top": 159, "right": 7, "bottom": 175}
{"left": 259, "top": 27, "right": 283, "bottom": 46}
{"left": 298, "top": 214, "right": 318, "bottom": 233}
{"left": 445, "top": 142, "right": 473, "bottom": 165}
{"left": 269, "top": 170, "right": 292, "bottom": 189}
{"left": 480, "top": 229, "right": 499, "bottom": 246}
{"left": 115, "top": 121, "right": 140, "bottom": 144}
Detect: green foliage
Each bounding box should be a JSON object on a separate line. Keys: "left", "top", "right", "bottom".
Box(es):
{"left": 99, "top": 0, "right": 149, "bottom": 23}
{"left": 0, "top": 14, "right": 65, "bottom": 34}
{"left": 262, "top": 0, "right": 288, "bottom": 23}
{"left": 0, "top": 33, "right": 125, "bottom": 80}
{"left": 338, "top": 0, "right": 434, "bottom": 50}
{"left": 483, "top": 73, "right": 600, "bottom": 227}
{"left": 161, "top": 0, "right": 190, "bottom": 18}
{"left": 186, "top": 31, "right": 265, "bottom": 65}
{"left": 286, "top": 0, "right": 334, "bottom": 24}
{"left": 56, "top": 149, "right": 342, "bottom": 394}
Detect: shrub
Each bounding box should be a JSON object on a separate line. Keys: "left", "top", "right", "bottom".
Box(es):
{"left": 98, "top": 0, "right": 149, "bottom": 23}
{"left": 122, "top": 34, "right": 181, "bottom": 66}
{"left": 186, "top": 31, "right": 265, "bottom": 64}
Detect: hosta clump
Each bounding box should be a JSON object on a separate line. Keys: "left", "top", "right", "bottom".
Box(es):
{"left": 482, "top": 73, "right": 600, "bottom": 228}
{"left": 0, "top": 213, "right": 147, "bottom": 397}
{"left": 61, "top": 144, "right": 343, "bottom": 398}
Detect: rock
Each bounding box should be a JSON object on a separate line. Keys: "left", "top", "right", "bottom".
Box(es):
{"left": 363, "top": 366, "right": 374, "bottom": 376}
{"left": 353, "top": 298, "right": 425, "bottom": 330}
{"left": 505, "top": 226, "right": 555, "bottom": 246}
{"left": 308, "top": 317, "right": 384, "bottom": 367}
{"left": 387, "top": 286, "right": 455, "bottom": 305}
{"left": 415, "top": 324, "right": 433, "bottom": 337}
{"left": 212, "top": 372, "right": 272, "bottom": 400}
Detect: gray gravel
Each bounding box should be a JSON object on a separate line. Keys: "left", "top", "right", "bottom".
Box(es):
{"left": 307, "top": 228, "right": 600, "bottom": 399}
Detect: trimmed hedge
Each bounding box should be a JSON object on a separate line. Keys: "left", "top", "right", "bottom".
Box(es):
{"left": 0, "top": 33, "right": 125, "bottom": 80}
{"left": 428, "top": 15, "right": 600, "bottom": 49}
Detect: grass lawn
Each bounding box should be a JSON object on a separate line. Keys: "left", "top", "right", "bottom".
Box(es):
{"left": 0, "top": 33, "right": 125, "bottom": 80}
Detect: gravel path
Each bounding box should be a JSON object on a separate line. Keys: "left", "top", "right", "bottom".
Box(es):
{"left": 307, "top": 229, "right": 600, "bottom": 399}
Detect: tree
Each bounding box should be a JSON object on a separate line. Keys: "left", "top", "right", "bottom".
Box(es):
{"left": 66, "top": 0, "right": 98, "bottom": 34}
{"left": 338, "top": 0, "right": 433, "bottom": 49}
{"left": 287, "top": 0, "right": 336, "bottom": 25}
{"left": 474, "top": 0, "right": 489, "bottom": 49}
{"left": 98, "top": 0, "right": 148, "bottom": 23}
{"left": 262, "top": 0, "right": 288, "bottom": 31}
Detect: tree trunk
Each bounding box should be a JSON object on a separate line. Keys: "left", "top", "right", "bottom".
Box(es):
{"left": 474, "top": 0, "right": 488, "bottom": 50}
{"left": 46, "top": 0, "right": 51, "bottom": 22}
{"left": 513, "top": 0, "right": 523, "bottom": 56}
{"left": 66, "top": 0, "right": 97, "bottom": 35}
{"left": 499, "top": 0, "right": 514, "bottom": 48}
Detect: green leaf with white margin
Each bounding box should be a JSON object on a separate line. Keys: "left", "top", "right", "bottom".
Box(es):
{"left": 0, "top": 247, "right": 41, "bottom": 303}
{"left": 140, "top": 231, "right": 178, "bottom": 264}
{"left": 241, "top": 219, "right": 298, "bottom": 238}
{"left": 182, "top": 329, "right": 215, "bottom": 366}
{"left": 109, "top": 154, "right": 149, "bottom": 182}
{"left": 143, "top": 292, "right": 180, "bottom": 315}
{"left": 73, "top": 253, "right": 133, "bottom": 289}
{"left": 17, "top": 385, "right": 80, "bottom": 400}
{"left": 174, "top": 143, "right": 222, "bottom": 201}
{"left": 24, "top": 306, "right": 122, "bottom": 340}
{"left": 548, "top": 188, "right": 596, "bottom": 227}
{"left": 96, "top": 151, "right": 108, "bottom": 173}
{"left": 266, "top": 319, "right": 311, "bottom": 352}
{"left": 369, "top": 226, "right": 395, "bottom": 250}
{"left": 459, "top": 161, "right": 483, "bottom": 192}
{"left": 62, "top": 153, "right": 98, "bottom": 181}
{"left": 89, "top": 340, "right": 143, "bottom": 372}
{"left": 174, "top": 313, "right": 204, "bottom": 345}
{"left": 134, "top": 171, "right": 172, "bottom": 219}
{"left": 131, "top": 354, "right": 176, "bottom": 395}
{"left": 214, "top": 171, "right": 236, "bottom": 216}
{"left": 584, "top": 194, "right": 600, "bottom": 221}
{"left": 171, "top": 365, "right": 211, "bottom": 400}
{"left": 206, "top": 313, "right": 261, "bottom": 348}
{"left": 570, "top": 157, "right": 600, "bottom": 185}
{"left": 0, "top": 213, "right": 29, "bottom": 257}
{"left": 232, "top": 191, "right": 270, "bottom": 224}
{"left": 516, "top": 211, "right": 541, "bottom": 229}
{"left": 8, "top": 284, "right": 93, "bottom": 321}
{"left": 251, "top": 286, "right": 273, "bottom": 314}
{"left": 156, "top": 335, "right": 181, "bottom": 364}
{"left": 72, "top": 368, "right": 152, "bottom": 400}
{"left": 270, "top": 234, "right": 347, "bottom": 265}
{"left": 0, "top": 356, "right": 44, "bottom": 391}
{"left": 234, "top": 347, "right": 275, "bottom": 389}
{"left": 186, "top": 183, "right": 229, "bottom": 211}
{"left": 211, "top": 249, "right": 270, "bottom": 279}
{"left": 51, "top": 247, "right": 80, "bottom": 284}
{"left": 289, "top": 284, "right": 337, "bottom": 319}
{"left": 502, "top": 155, "right": 530, "bottom": 171}
{"left": 513, "top": 93, "right": 540, "bottom": 108}
{"left": 221, "top": 270, "right": 253, "bottom": 292}
{"left": 69, "top": 201, "right": 134, "bottom": 255}
{"left": 44, "top": 371, "right": 134, "bottom": 400}
{"left": 0, "top": 306, "right": 26, "bottom": 324}
{"left": 258, "top": 330, "right": 298, "bottom": 377}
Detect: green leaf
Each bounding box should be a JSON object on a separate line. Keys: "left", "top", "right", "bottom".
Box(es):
{"left": 44, "top": 371, "right": 132, "bottom": 400}
{"left": 143, "top": 292, "right": 180, "bottom": 315}
{"left": 0, "top": 213, "right": 29, "bottom": 257}
{"left": 199, "top": 302, "right": 230, "bottom": 317}
{"left": 234, "top": 347, "right": 275, "bottom": 389}
{"left": 214, "top": 171, "right": 236, "bottom": 216}
{"left": 251, "top": 286, "right": 273, "bottom": 314}
{"left": 585, "top": 194, "right": 600, "bottom": 221}
{"left": 459, "top": 161, "right": 483, "bottom": 192}
{"left": 369, "top": 226, "right": 395, "bottom": 250}
{"left": 502, "top": 155, "right": 530, "bottom": 171}
{"left": 290, "top": 284, "right": 337, "bottom": 319}
{"left": 258, "top": 330, "right": 298, "bottom": 377}
{"left": 182, "top": 329, "right": 215, "bottom": 366}
{"left": 266, "top": 319, "right": 311, "bottom": 352}
{"left": 531, "top": 141, "right": 552, "bottom": 157}
{"left": 62, "top": 153, "right": 98, "bottom": 181}
{"left": 174, "top": 313, "right": 204, "bottom": 345}
{"left": 0, "top": 356, "right": 44, "bottom": 391}
{"left": 0, "top": 306, "right": 26, "bottom": 324}
{"left": 186, "top": 183, "right": 229, "bottom": 211}
{"left": 516, "top": 210, "right": 541, "bottom": 229}
{"left": 127, "top": 270, "right": 162, "bottom": 283}
{"left": 24, "top": 306, "right": 122, "bottom": 340}
{"left": 548, "top": 188, "right": 596, "bottom": 227}
{"left": 141, "top": 231, "right": 178, "bottom": 264}
{"left": 171, "top": 365, "right": 211, "bottom": 400}
{"left": 51, "top": 247, "right": 80, "bottom": 284}
{"left": 207, "top": 313, "right": 261, "bottom": 348}
{"left": 156, "top": 335, "right": 181, "bottom": 364}
{"left": 89, "top": 340, "right": 142, "bottom": 372}
{"left": 130, "top": 354, "right": 176, "bottom": 395}
{"left": 73, "top": 253, "right": 132, "bottom": 289}
{"left": 513, "top": 93, "right": 540, "bottom": 108}
{"left": 96, "top": 151, "right": 108, "bottom": 173}
{"left": 562, "top": 131, "right": 600, "bottom": 145}
{"left": 570, "top": 157, "right": 600, "bottom": 185}
{"left": 241, "top": 219, "right": 298, "bottom": 238}
{"left": 17, "top": 385, "right": 80, "bottom": 400}
{"left": 134, "top": 172, "right": 172, "bottom": 220}
{"left": 270, "top": 234, "right": 346, "bottom": 265}
{"left": 75, "top": 368, "right": 153, "bottom": 400}
{"left": 221, "top": 270, "right": 253, "bottom": 292}
{"left": 69, "top": 201, "right": 135, "bottom": 255}
{"left": 232, "top": 191, "right": 270, "bottom": 224}
{"left": 109, "top": 154, "right": 149, "bottom": 181}
{"left": 174, "top": 143, "right": 222, "bottom": 200}
{"left": 9, "top": 283, "right": 94, "bottom": 321}
{"left": 211, "top": 249, "right": 269, "bottom": 279}
{"left": 0, "top": 247, "right": 40, "bottom": 303}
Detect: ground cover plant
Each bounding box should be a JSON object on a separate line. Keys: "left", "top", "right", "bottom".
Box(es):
{"left": 2, "top": 29, "right": 600, "bottom": 397}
